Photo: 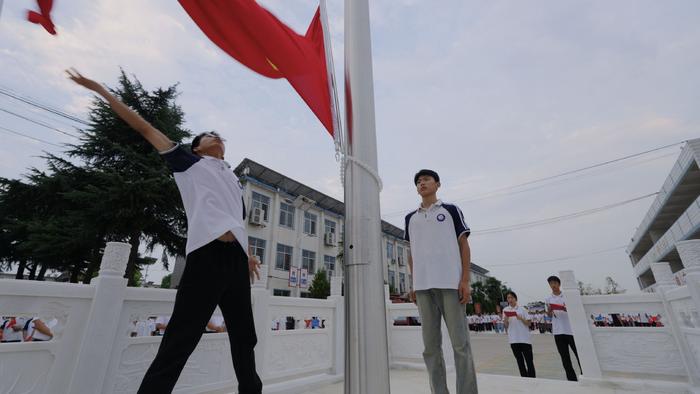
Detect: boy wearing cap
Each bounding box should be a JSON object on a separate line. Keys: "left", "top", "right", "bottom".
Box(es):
{"left": 405, "top": 169, "right": 478, "bottom": 394}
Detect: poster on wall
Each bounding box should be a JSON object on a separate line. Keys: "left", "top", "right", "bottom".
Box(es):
{"left": 289, "top": 267, "right": 299, "bottom": 287}
{"left": 300, "top": 268, "right": 309, "bottom": 288}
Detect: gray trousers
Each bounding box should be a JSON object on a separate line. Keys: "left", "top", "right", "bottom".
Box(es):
{"left": 415, "top": 289, "right": 478, "bottom": 394}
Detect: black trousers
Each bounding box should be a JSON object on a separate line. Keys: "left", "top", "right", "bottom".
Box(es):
{"left": 510, "top": 343, "right": 536, "bottom": 378}
{"left": 554, "top": 334, "right": 581, "bottom": 381}
{"left": 138, "top": 240, "right": 262, "bottom": 394}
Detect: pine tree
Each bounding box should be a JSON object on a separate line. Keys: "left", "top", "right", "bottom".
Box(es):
{"left": 0, "top": 70, "right": 191, "bottom": 285}
{"left": 308, "top": 269, "right": 331, "bottom": 299}
{"left": 62, "top": 70, "right": 191, "bottom": 284}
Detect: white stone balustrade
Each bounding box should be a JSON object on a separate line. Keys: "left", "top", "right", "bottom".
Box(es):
{"left": 3, "top": 242, "right": 700, "bottom": 393}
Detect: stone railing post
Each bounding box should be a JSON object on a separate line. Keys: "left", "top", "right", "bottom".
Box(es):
{"left": 69, "top": 242, "right": 131, "bottom": 393}
{"left": 559, "top": 270, "right": 603, "bottom": 379}
{"left": 329, "top": 276, "right": 345, "bottom": 375}
{"left": 677, "top": 240, "right": 700, "bottom": 311}
{"left": 251, "top": 263, "right": 270, "bottom": 378}
{"left": 652, "top": 262, "right": 700, "bottom": 386}
{"left": 674, "top": 240, "right": 700, "bottom": 389}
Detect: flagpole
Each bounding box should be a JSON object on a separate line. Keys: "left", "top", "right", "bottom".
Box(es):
{"left": 343, "top": 0, "right": 391, "bottom": 393}
{"left": 319, "top": 0, "right": 343, "bottom": 158}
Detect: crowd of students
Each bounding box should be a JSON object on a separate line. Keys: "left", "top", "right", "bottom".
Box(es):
{"left": 466, "top": 312, "right": 553, "bottom": 334}
{"left": 590, "top": 312, "right": 664, "bottom": 327}
{"left": 129, "top": 315, "right": 227, "bottom": 337}
{"left": 0, "top": 316, "right": 57, "bottom": 342}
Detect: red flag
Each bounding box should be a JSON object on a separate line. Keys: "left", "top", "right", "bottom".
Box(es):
{"left": 549, "top": 303, "right": 567, "bottom": 311}
{"left": 504, "top": 311, "right": 517, "bottom": 317}
{"left": 27, "top": 0, "right": 57, "bottom": 35}
{"left": 179, "top": 0, "right": 334, "bottom": 137}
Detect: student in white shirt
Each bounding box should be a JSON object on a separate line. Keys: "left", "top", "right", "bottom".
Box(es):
{"left": 503, "top": 292, "right": 535, "bottom": 378}
{"left": 68, "top": 69, "right": 263, "bottom": 394}
{"left": 545, "top": 275, "right": 582, "bottom": 381}
{"left": 1, "top": 317, "right": 25, "bottom": 342}
{"left": 24, "top": 317, "right": 57, "bottom": 341}
{"left": 405, "top": 169, "right": 477, "bottom": 394}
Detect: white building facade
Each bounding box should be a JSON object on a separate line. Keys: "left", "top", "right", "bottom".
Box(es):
{"left": 628, "top": 138, "right": 700, "bottom": 291}
{"left": 234, "top": 158, "right": 415, "bottom": 298}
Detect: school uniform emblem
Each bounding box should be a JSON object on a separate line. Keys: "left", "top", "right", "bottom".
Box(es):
{"left": 436, "top": 213, "right": 446, "bottom": 222}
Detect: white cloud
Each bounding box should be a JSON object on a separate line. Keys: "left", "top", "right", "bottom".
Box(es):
{"left": 1, "top": 0, "right": 699, "bottom": 300}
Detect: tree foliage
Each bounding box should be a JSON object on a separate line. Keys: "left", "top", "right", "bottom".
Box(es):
{"left": 0, "top": 71, "right": 190, "bottom": 285}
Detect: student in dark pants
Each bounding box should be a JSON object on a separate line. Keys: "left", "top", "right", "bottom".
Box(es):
{"left": 545, "top": 275, "right": 582, "bottom": 381}
{"left": 503, "top": 291, "right": 535, "bottom": 378}
{"left": 68, "top": 69, "right": 263, "bottom": 394}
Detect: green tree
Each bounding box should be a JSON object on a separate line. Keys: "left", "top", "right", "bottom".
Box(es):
{"left": 0, "top": 71, "right": 191, "bottom": 285}
{"left": 604, "top": 276, "right": 625, "bottom": 294}
{"left": 308, "top": 269, "right": 330, "bottom": 299}
{"left": 161, "top": 273, "right": 172, "bottom": 289}
{"left": 63, "top": 70, "right": 190, "bottom": 284}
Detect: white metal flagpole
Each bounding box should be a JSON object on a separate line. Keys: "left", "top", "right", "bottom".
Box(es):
{"left": 343, "top": 0, "right": 391, "bottom": 393}
{"left": 319, "top": 0, "right": 344, "bottom": 160}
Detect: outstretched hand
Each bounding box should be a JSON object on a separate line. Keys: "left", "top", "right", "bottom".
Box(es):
{"left": 248, "top": 255, "right": 261, "bottom": 284}
{"left": 66, "top": 68, "right": 103, "bottom": 92}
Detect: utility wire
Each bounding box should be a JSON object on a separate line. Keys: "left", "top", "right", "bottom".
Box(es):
{"left": 451, "top": 141, "right": 683, "bottom": 197}
{"left": 0, "top": 86, "right": 90, "bottom": 125}
{"left": 0, "top": 125, "right": 64, "bottom": 148}
{"left": 383, "top": 141, "right": 683, "bottom": 217}
{"left": 452, "top": 151, "right": 679, "bottom": 205}
{"left": 471, "top": 192, "right": 658, "bottom": 235}
{"left": 482, "top": 245, "right": 626, "bottom": 267}
{"left": 0, "top": 107, "right": 80, "bottom": 138}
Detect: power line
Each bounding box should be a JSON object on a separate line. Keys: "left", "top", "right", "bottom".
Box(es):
{"left": 382, "top": 141, "right": 683, "bottom": 217}
{"left": 0, "top": 86, "right": 90, "bottom": 125}
{"left": 452, "top": 151, "right": 679, "bottom": 205}
{"left": 482, "top": 245, "right": 626, "bottom": 267}
{"left": 452, "top": 141, "right": 683, "bottom": 198}
{"left": 0, "top": 125, "right": 65, "bottom": 148}
{"left": 471, "top": 192, "right": 658, "bottom": 235}
{"left": 0, "top": 107, "right": 80, "bottom": 139}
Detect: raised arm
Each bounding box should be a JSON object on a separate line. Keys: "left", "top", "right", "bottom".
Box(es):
{"left": 66, "top": 68, "right": 174, "bottom": 152}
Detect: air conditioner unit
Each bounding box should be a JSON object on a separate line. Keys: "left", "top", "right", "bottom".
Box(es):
{"left": 249, "top": 207, "right": 266, "bottom": 226}
{"left": 324, "top": 232, "right": 337, "bottom": 246}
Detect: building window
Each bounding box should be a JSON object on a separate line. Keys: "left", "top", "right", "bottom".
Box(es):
{"left": 388, "top": 270, "right": 396, "bottom": 288}
{"left": 249, "top": 237, "right": 266, "bottom": 263}
{"left": 302, "top": 250, "right": 316, "bottom": 274}
{"left": 279, "top": 202, "right": 295, "bottom": 229}
{"left": 251, "top": 191, "right": 271, "bottom": 221}
{"left": 324, "top": 219, "right": 336, "bottom": 235}
{"left": 324, "top": 255, "right": 336, "bottom": 278}
{"left": 274, "top": 289, "right": 291, "bottom": 297}
{"left": 304, "top": 212, "right": 317, "bottom": 235}
{"left": 276, "top": 244, "right": 293, "bottom": 271}
{"left": 300, "top": 291, "right": 312, "bottom": 298}
{"left": 399, "top": 273, "right": 406, "bottom": 293}
{"left": 397, "top": 245, "right": 404, "bottom": 266}
{"left": 386, "top": 241, "right": 394, "bottom": 261}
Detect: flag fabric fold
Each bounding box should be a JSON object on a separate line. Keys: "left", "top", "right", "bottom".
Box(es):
{"left": 27, "top": 0, "right": 57, "bottom": 35}
{"left": 179, "top": 0, "right": 335, "bottom": 137}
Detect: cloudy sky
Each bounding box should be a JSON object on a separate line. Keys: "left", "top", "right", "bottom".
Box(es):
{"left": 1, "top": 0, "right": 698, "bottom": 302}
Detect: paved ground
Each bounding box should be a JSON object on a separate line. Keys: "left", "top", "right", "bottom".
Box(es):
{"left": 301, "top": 332, "right": 672, "bottom": 394}
{"left": 304, "top": 369, "right": 670, "bottom": 394}
{"left": 469, "top": 331, "right": 579, "bottom": 381}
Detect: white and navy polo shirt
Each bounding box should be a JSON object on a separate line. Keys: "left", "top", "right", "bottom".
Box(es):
{"left": 404, "top": 200, "right": 470, "bottom": 291}
{"left": 160, "top": 144, "right": 248, "bottom": 256}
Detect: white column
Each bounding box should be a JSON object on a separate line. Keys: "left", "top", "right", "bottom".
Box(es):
{"left": 559, "top": 270, "right": 603, "bottom": 379}
{"left": 69, "top": 242, "right": 131, "bottom": 393}
{"left": 251, "top": 263, "right": 270, "bottom": 378}
{"left": 344, "top": 0, "right": 391, "bottom": 391}
{"left": 652, "top": 262, "right": 700, "bottom": 385}
{"left": 330, "top": 276, "right": 345, "bottom": 376}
